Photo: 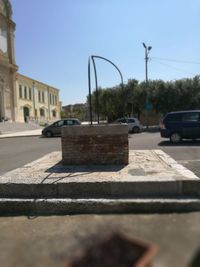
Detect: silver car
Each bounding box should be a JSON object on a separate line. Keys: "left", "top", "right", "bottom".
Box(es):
{"left": 116, "top": 117, "right": 143, "bottom": 133}
{"left": 42, "top": 118, "right": 81, "bottom": 137}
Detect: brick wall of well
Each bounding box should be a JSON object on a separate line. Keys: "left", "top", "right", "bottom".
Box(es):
{"left": 61, "top": 124, "right": 129, "bottom": 165}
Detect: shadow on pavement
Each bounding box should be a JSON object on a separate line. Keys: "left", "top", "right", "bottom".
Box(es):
{"left": 189, "top": 248, "right": 200, "bottom": 267}
{"left": 39, "top": 161, "right": 126, "bottom": 184}
{"left": 46, "top": 161, "right": 125, "bottom": 174}
{"left": 142, "top": 127, "right": 160, "bottom": 133}
{"left": 158, "top": 140, "right": 200, "bottom": 147}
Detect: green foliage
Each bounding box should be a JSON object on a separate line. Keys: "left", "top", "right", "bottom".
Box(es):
{"left": 60, "top": 110, "right": 66, "bottom": 119}
{"left": 87, "top": 75, "right": 200, "bottom": 121}
{"left": 73, "top": 107, "right": 85, "bottom": 121}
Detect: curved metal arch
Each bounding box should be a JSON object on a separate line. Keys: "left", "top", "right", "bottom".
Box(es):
{"left": 92, "top": 55, "right": 124, "bottom": 86}
{"left": 88, "top": 55, "right": 124, "bottom": 125}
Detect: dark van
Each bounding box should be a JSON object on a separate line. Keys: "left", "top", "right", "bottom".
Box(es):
{"left": 160, "top": 110, "right": 200, "bottom": 143}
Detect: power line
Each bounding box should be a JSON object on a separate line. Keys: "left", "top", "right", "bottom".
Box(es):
{"left": 151, "top": 57, "right": 200, "bottom": 65}
{"left": 151, "top": 58, "right": 197, "bottom": 76}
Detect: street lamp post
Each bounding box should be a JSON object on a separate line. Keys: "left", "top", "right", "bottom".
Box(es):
{"left": 142, "top": 42, "right": 152, "bottom": 128}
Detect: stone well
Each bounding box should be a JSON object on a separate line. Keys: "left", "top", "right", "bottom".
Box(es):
{"left": 61, "top": 124, "right": 128, "bottom": 165}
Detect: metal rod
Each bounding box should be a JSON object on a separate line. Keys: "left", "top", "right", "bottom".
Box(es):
{"left": 145, "top": 47, "right": 149, "bottom": 127}
{"left": 88, "top": 57, "right": 93, "bottom": 125}
{"left": 91, "top": 56, "right": 99, "bottom": 124}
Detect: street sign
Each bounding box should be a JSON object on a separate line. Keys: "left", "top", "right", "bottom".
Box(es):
{"left": 145, "top": 103, "right": 153, "bottom": 111}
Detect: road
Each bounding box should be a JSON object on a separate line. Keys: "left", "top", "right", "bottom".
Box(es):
{"left": 0, "top": 136, "right": 61, "bottom": 175}
{"left": 0, "top": 133, "right": 200, "bottom": 177}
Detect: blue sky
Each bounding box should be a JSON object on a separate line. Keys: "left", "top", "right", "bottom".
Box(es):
{"left": 11, "top": 0, "right": 200, "bottom": 105}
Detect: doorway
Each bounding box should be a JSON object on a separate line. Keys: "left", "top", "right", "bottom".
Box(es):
{"left": 23, "top": 106, "right": 30, "bottom": 122}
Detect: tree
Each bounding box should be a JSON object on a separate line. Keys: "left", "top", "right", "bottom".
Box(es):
{"left": 60, "top": 110, "right": 66, "bottom": 119}
{"left": 87, "top": 75, "right": 200, "bottom": 123}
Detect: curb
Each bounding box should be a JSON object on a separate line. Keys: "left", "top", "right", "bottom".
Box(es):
{"left": 0, "top": 134, "right": 42, "bottom": 139}
{"left": 1, "top": 179, "right": 200, "bottom": 199}
{"left": 1, "top": 198, "right": 200, "bottom": 216}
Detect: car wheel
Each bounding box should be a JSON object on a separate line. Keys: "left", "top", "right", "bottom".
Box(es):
{"left": 170, "top": 133, "right": 181, "bottom": 143}
{"left": 132, "top": 126, "right": 140, "bottom": 133}
{"left": 45, "top": 131, "right": 53, "bottom": 137}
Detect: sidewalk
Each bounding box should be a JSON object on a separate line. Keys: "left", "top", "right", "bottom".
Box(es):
{"left": 0, "top": 150, "right": 200, "bottom": 267}
{"left": 0, "top": 129, "right": 42, "bottom": 138}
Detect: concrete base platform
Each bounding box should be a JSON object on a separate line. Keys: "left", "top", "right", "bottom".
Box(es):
{"left": 0, "top": 150, "right": 200, "bottom": 215}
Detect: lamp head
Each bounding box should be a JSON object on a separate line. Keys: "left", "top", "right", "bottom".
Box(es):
{"left": 142, "top": 42, "right": 146, "bottom": 48}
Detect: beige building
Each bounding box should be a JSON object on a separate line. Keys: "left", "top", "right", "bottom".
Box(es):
{"left": 0, "top": 0, "right": 61, "bottom": 123}
{"left": 16, "top": 74, "right": 61, "bottom": 123}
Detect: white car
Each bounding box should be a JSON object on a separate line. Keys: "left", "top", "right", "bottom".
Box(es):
{"left": 116, "top": 117, "right": 143, "bottom": 133}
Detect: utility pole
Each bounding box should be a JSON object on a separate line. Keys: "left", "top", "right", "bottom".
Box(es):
{"left": 142, "top": 42, "right": 152, "bottom": 128}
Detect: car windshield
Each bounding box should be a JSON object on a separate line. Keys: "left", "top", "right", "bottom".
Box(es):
{"left": 53, "top": 120, "right": 64, "bottom": 127}
{"left": 127, "top": 119, "right": 135, "bottom": 123}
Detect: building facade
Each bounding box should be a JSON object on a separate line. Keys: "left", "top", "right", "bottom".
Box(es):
{"left": 16, "top": 74, "right": 61, "bottom": 123}
{"left": 0, "top": 0, "right": 61, "bottom": 123}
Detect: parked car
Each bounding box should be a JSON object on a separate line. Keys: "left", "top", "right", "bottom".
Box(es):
{"left": 42, "top": 118, "right": 81, "bottom": 137}
{"left": 160, "top": 110, "right": 200, "bottom": 143}
{"left": 116, "top": 117, "right": 143, "bottom": 133}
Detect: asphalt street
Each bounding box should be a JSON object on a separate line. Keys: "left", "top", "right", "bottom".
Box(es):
{"left": 0, "top": 136, "right": 61, "bottom": 175}
{"left": 0, "top": 132, "right": 200, "bottom": 177}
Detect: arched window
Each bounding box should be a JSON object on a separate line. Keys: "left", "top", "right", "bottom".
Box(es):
{"left": 40, "top": 108, "right": 45, "bottom": 117}
{"left": 52, "top": 110, "right": 56, "bottom": 117}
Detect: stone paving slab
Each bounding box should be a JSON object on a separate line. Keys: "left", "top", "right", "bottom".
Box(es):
{"left": 1, "top": 150, "right": 198, "bottom": 184}
{"left": 0, "top": 150, "right": 199, "bottom": 199}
